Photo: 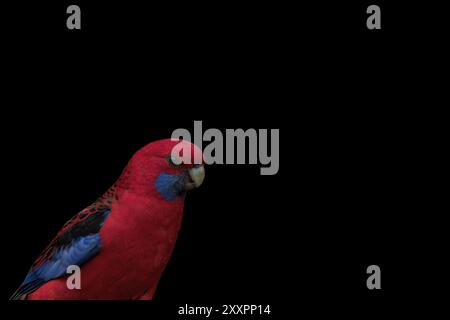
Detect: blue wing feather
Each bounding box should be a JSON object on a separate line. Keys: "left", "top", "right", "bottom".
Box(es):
{"left": 10, "top": 207, "right": 111, "bottom": 299}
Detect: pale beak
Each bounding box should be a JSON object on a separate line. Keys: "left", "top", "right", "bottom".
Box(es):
{"left": 185, "top": 165, "right": 205, "bottom": 190}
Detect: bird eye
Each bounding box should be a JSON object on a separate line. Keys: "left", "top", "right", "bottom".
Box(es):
{"left": 167, "top": 155, "right": 183, "bottom": 167}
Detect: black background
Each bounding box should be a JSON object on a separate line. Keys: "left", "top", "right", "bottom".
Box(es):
{"left": 3, "top": 0, "right": 446, "bottom": 318}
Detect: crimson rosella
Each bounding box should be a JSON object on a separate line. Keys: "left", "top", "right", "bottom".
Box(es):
{"left": 10, "top": 139, "right": 205, "bottom": 300}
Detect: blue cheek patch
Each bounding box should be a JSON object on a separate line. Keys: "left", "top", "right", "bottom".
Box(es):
{"left": 155, "top": 173, "right": 184, "bottom": 201}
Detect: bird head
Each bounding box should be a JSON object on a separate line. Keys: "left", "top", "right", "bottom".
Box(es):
{"left": 122, "top": 139, "right": 205, "bottom": 200}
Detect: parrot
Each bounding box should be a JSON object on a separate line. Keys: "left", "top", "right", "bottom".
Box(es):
{"left": 10, "top": 139, "right": 205, "bottom": 300}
